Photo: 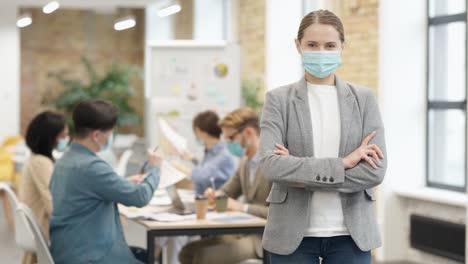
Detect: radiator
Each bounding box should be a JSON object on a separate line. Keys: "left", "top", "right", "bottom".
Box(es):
{"left": 410, "top": 214, "right": 465, "bottom": 262}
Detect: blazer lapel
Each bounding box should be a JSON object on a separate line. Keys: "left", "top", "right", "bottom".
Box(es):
{"left": 335, "top": 75, "right": 356, "bottom": 157}
{"left": 292, "top": 77, "right": 314, "bottom": 157}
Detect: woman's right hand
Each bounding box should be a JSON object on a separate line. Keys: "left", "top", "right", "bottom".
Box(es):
{"left": 343, "top": 131, "right": 384, "bottom": 170}
{"left": 204, "top": 188, "right": 216, "bottom": 201}
{"left": 181, "top": 150, "right": 194, "bottom": 162}
{"left": 204, "top": 188, "right": 217, "bottom": 208}
{"left": 147, "top": 149, "right": 164, "bottom": 168}
{"left": 274, "top": 144, "right": 305, "bottom": 188}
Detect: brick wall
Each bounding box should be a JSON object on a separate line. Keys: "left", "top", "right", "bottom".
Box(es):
{"left": 237, "top": 0, "right": 266, "bottom": 93}
{"left": 324, "top": 0, "right": 379, "bottom": 90}
{"left": 20, "top": 8, "right": 145, "bottom": 135}
{"left": 235, "top": 0, "right": 378, "bottom": 103}
{"left": 175, "top": 0, "right": 194, "bottom": 39}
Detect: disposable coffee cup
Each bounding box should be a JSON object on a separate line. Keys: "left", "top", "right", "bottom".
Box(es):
{"left": 195, "top": 195, "right": 208, "bottom": 219}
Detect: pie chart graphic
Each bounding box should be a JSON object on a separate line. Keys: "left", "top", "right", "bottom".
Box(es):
{"left": 214, "top": 63, "right": 229, "bottom": 78}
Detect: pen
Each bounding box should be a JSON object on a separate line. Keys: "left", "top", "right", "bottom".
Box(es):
{"left": 210, "top": 177, "right": 216, "bottom": 191}
{"left": 140, "top": 146, "right": 159, "bottom": 174}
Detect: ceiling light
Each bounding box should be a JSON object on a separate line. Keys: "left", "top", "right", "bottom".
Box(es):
{"left": 17, "top": 14, "right": 32, "bottom": 28}
{"left": 114, "top": 16, "right": 136, "bottom": 31}
{"left": 158, "top": 3, "right": 181, "bottom": 17}
{"left": 43, "top": 1, "right": 60, "bottom": 14}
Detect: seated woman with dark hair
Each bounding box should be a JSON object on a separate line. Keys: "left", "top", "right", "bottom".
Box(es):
{"left": 182, "top": 110, "right": 236, "bottom": 195}
{"left": 154, "top": 111, "right": 236, "bottom": 264}
{"left": 19, "top": 111, "right": 69, "bottom": 264}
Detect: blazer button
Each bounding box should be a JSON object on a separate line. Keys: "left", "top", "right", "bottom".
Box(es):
{"left": 316, "top": 175, "right": 321, "bottom": 181}
{"left": 322, "top": 176, "right": 328, "bottom": 182}
{"left": 329, "top": 177, "right": 335, "bottom": 183}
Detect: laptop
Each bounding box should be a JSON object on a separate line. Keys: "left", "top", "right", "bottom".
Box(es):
{"left": 166, "top": 185, "right": 195, "bottom": 215}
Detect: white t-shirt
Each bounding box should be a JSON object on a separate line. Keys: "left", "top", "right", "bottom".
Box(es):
{"left": 305, "top": 82, "right": 349, "bottom": 237}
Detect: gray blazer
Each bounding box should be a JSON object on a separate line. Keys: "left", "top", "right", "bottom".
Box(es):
{"left": 259, "top": 75, "right": 387, "bottom": 255}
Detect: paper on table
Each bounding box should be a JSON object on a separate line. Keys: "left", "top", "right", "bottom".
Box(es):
{"left": 119, "top": 206, "right": 168, "bottom": 219}
{"left": 157, "top": 160, "right": 188, "bottom": 189}
{"left": 159, "top": 118, "right": 188, "bottom": 154}
{"left": 149, "top": 196, "right": 172, "bottom": 206}
{"left": 209, "top": 215, "right": 256, "bottom": 223}
{"left": 149, "top": 213, "right": 196, "bottom": 222}
{"left": 123, "top": 212, "right": 153, "bottom": 219}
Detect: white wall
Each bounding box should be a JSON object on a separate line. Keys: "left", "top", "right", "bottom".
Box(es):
{"left": 375, "top": 0, "right": 463, "bottom": 262}
{"left": 0, "top": 3, "right": 20, "bottom": 141}
{"left": 145, "top": 1, "right": 175, "bottom": 41}
{"left": 193, "top": 0, "right": 224, "bottom": 40}
{"left": 265, "top": 0, "right": 302, "bottom": 91}
{"left": 226, "top": 0, "right": 238, "bottom": 42}
{"left": 146, "top": 0, "right": 228, "bottom": 42}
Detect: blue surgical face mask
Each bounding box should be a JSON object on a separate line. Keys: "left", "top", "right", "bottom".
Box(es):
{"left": 195, "top": 138, "right": 204, "bottom": 147}
{"left": 55, "top": 137, "right": 69, "bottom": 152}
{"left": 99, "top": 133, "right": 114, "bottom": 152}
{"left": 301, "top": 50, "right": 342, "bottom": 79}
{"left": 227, "top": 141, "right": 245, "bottom": 157}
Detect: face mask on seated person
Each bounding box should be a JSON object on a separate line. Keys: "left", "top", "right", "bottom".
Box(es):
{"left": 195, "top": 138, "right": 204, "bottom": 147}
{"left": 96, "top": 132, "right": 114, "bottom": 152}
{"left": 55, "top": 137, "right": 69, "bottom": 152}
{"left": 227, "top": 141, "right": 245, "bottom": 157}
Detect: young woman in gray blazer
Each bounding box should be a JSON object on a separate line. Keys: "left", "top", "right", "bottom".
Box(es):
{"left": 259, "top": 10, "right": 387, "bottom": 264}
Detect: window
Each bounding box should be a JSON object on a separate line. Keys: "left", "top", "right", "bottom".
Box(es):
{"left": 427, "top": 0, "right": 467, "bottom": 192}
{"left": 303, "top": 0, "right": 320, "bottom": 14}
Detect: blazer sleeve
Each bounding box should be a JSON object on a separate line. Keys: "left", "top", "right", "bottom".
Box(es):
{"left": 31, "top": 157, "right": 54, "bottom": 215}
{"left": 246, "top": 204, "right": 268, "bottom": 219}
{"left": 218, "top": 163, "right": 243, "bottom": 199}
{"left": 259, "top": 89, "right": 386, "bottom": 193}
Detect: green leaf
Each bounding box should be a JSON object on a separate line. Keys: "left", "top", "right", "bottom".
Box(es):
{"left": 46, "top": 57, "right": 142, "bottom": 133}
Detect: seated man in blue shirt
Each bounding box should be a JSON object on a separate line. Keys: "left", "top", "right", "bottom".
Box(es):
{"left": 49, "top": 99, "right": 162, "bottom": 264}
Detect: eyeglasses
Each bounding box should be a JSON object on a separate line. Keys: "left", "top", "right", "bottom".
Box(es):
{"left": 225, "top": 128, "right": 244, "bottom": 142}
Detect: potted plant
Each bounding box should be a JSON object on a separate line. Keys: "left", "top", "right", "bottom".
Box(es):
{"left": 241, "top": 78, "right": 264, "bottom": 114}
{"left": 44, "top": 57, "right": 141, "bottom": 132}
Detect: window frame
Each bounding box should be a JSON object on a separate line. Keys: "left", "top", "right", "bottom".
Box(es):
{"left": 426, "top": 0, "right": 468, "bottom": 192}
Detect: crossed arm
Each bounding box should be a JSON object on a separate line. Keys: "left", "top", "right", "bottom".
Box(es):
{"left": 258, "top": 90, "right": 387, "bottom": 193}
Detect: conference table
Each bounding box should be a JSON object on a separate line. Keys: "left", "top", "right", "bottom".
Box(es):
{"left": 119, "top": 201, "right": 269, "bottom": 264}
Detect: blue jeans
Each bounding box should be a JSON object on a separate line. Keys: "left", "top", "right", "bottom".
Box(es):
{"left": 269, "top": 236, "right": 371, "bottom": 264}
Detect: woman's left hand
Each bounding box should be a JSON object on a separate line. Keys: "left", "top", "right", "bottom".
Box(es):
{"left": 273, "top": 144, "right": 305, "bottom": 189}
{"left": 273, "top": 144, "right": 289, "bottom": 156}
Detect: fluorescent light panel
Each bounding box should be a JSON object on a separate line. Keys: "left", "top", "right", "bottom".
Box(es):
{"left": 158, "top": 4, "right": 181, "bottom": 17}
{"left": 114, "top": 16, "right": 136, "bottom": 31}
{"left": 17, "top": 14, "right": 32, "bottom": 28}
{"left": 43, "top": 1, "right": 60, "bottom": 14}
